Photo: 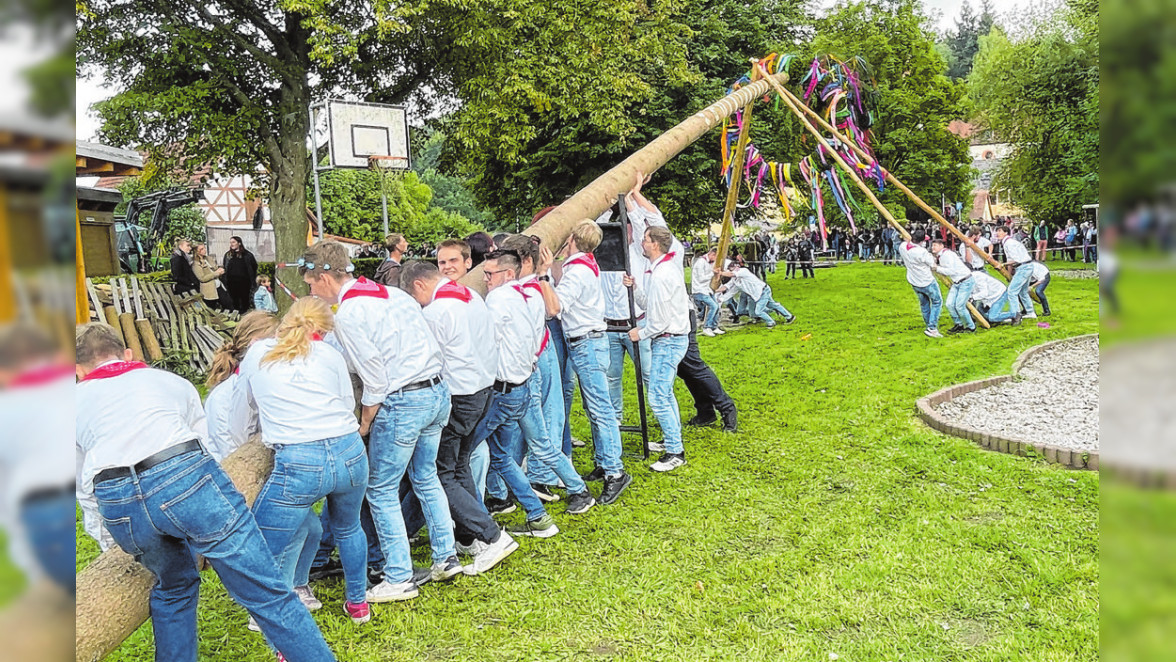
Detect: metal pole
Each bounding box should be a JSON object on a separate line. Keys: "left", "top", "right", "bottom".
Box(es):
{"left": 381, "top": 190, "right": 389, "bottom": 237}
{"left": 617, "top": 194, "right": 650, "bottom": 458}
{"left": 310, "top": 105, "right": 325, "bottom": 243}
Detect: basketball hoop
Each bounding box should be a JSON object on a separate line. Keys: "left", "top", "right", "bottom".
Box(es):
{"left": 368, "top": 155, "right": 409, "bottom": 171}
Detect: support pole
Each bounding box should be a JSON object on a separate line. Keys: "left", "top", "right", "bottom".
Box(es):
{"left": 710, "top": 67, "right": 761, "bottom": 291}
{"left": 310, "top": 105, "right": 325, "bottom": 244}
{"left": 766, "top": 70, "right": 989, "bottom": 329}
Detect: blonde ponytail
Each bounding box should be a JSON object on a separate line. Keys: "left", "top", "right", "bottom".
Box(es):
{"left": 261, "top": 297, "right": 334, "bottom": 366}
{"left": 206, "top": 310, "right": 279, "bottom": 389}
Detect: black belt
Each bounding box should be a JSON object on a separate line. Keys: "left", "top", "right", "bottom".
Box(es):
{"left": 397, "top": 375, "right": 442, "bottom": 394}
{"left": 492, "top": 379, "right": 524, "bottom": 394}
{"left": 655, "top": 332, "right": 684, "bottom": 339}
{"left": 94, "top": 439, "right": 204, "bottom": 485}
{"left": 21, "top": 482, "right": 74, "bottom": 505}
{"left": 953, "top": 276, "right": 972, "bottom": 284}
{"left": 604, "top": 318, "right": 631, "bottom": 327}
{"left": 567, "top": 330, "right": 604, "bottom": 343}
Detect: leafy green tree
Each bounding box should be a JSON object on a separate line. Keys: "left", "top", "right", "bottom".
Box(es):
{"left": 942, "top": 0, "right": 997, "bottom": 80}
{"left": 968, "top": 0, "right": 1097, "bottom": 223}
{"left": 412, "top": 129, "right": 495, "bottom": 227}
{"left": 809, "top": 0, "right": 973, "bottom": 223}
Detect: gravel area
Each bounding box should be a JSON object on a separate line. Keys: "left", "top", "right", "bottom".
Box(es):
{"left": 1053, "top": 269, "right": 1099, "bottom": 280}
{"left": 935, "top": 337, "right": 1099, "bottom": 451}
{"left": 1101, "top": 339, "right": 1176, "bottom": 472}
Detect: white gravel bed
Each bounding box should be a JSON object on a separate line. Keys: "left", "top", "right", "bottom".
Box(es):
{"left": 935, "top": 337, "right": 1099, "bottom": 451}
{"left": 1053, "top": 269, "right": 1098, "bottom": 279}
{"left": 1101, "top": 339, "right": 1176, "bottom": 472}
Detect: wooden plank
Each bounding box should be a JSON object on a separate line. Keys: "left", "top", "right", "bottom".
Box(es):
{"left": 119, "top": 277, "right": 132, "bottom": 313}
{"left": 109, "top": 280, "right": 123, "bottom": 316}
{"left": 130, "top": 278, "right": 145, "bottom": 319}
{"left": 85, "top": 279, "right": 108, "bottom": 327}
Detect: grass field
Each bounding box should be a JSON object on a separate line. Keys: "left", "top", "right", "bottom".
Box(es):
{"left": 77, "top": 260, "right": 1100, "bottom": 661}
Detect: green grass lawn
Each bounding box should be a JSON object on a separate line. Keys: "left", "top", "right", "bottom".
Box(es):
{"left": 79, "top": 262, "right": 1100, "bottom": 661}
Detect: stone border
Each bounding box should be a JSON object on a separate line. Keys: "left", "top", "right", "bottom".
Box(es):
{"left": 916, "top": 334, "right": 1099, "bottom": 470}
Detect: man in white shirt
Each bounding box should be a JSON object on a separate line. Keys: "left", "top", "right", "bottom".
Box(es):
{"left": 931, "top": 238, "right": 976, "bottom": 333}
{"left": 623, "top": 226, "right": 692, "bottom": 472}
{"left": 298, "top": 241, "right": 455, "bottom": 603}
{"left": 691, "top": 248, "right": 723, "bottom": 335}
{"left": 898, "top": 228, "right": 944, "bottom": 338}
{"left": 969, "top": 270, "right": 1020, "bottom": 325}
{"left": 74, "top": 324, "right": 336, "bottom": 662}
{"left": 553, "top": 220, "right": 632, "bottom": 505}
{"left": 400, "top": 260, "right": 519, "bottom": 576}
{"left": 436, "top": 239, "right": 473, "bottom": 282}
{"left": 1029, "top": 260, "right": 1052, "bottom": 316}
{"left": 474, "top": 250, "right": 597, "bottom": 538}
{"left": 963, "top": 226, "right": 993, "bottom": 271}
{"left": 995, "top": 225, "right": 1036, "bottom": 319}
{"left": 715, "top": 264, "right": 795, "bottom": 328}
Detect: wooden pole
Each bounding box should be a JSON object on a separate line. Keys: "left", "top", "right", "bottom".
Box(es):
{"left": 709, "top": 67, "right": 761, "bottom": 291}
{"left": 77, "top": 210, "right": 91, "bottom": 324}
{"left": 753, "top": 66, "right": 1010, "bottom": 280}
{"left": 766, "top": 72, "right": 990, "bottom": 328}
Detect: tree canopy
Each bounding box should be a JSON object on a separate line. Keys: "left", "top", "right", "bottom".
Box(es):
{"left": 941, "top": 0, "right": 997, "bottom": 80}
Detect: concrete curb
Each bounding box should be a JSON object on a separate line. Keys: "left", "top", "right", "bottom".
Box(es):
{"left": 916, "top": 334, "right": 1099, "bottom": 471}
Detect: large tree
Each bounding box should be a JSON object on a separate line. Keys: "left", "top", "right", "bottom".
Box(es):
{"left": 78, "top": 0, "right": 690, "bottom": 289}
{"left": 942, "top": 0, "right": 997, "bottom": 80}
{"left": 968, "top": 0, "right": 1098, "bottom": 224}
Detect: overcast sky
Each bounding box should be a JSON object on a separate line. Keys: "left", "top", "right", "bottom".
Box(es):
{"left": 74, "top": 0, "right": 1033, "bottom": 142}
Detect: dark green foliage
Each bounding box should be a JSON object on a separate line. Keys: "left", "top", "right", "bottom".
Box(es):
{"left": 941, "top": 0, "right": 997, "bottom": 80}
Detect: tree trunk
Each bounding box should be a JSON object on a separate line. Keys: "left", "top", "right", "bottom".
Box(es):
{"left": 458, "top": 72, "right": 790, "bottom": 294}
{"left": 268, "top": 76, "right": 311, "bottom": 314}
{"left": 74, "top": 441, "right": 275, "bottom": 662}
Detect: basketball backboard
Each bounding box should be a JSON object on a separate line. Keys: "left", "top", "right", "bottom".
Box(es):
{"left": 320, "top": 99, "right": 410, "bottom": 170}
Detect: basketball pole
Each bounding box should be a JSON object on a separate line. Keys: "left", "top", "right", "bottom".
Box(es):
{"left": 309, "top": 103, "right": 325, "bottom": 243}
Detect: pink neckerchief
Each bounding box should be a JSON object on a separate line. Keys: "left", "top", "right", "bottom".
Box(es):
{"left": 80, "top": 360, "right": 149, "bottom": 382}
{"left": 644, "top": 251, "right": 677, "bottom": 274}
{"left": 10, "top": 364, "right": 75, "bottom": 388}
{"left": 339, "top": 277, "right": 389, "bottom": 303}
{"left": 434, "top": 280, "right": 473, "bottom": 303}
{"left": 564, "top": 253, "right": 600, "bottom": 277}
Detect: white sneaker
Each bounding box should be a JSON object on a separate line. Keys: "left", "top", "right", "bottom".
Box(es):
{"left": 456, "top": 539, "right": 488, "bottom": 557}
{"left": 469, "top": 531, "right": 519, "bottom": 576}
{"left": 1023, "top": 312, "right": 1038, "bottom": 319}
{"left": 924, "top": 328, "right": 943, "bottom": 338}
{"left": 365, "top": 580, "right": 419, "bottom": 603}
{"left": 713, "top": 328, "right": 726, "bottom": 335}
{"left": 650, "top": 453, "right": 687, "bottom": 472}
{"left": 701, "top": 328, "right": 716, "bottom": 337}
{"left": 293, "top": 584, "right": 322, "bottom": 611}
{"left": 647, "top": 442, "right": 666, "bottom": 453}
{"left": 247, "top": 616, "right": 261, "bottom": 632}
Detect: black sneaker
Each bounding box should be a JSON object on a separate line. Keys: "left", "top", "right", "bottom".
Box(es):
{"left": 366, "top": 566, "right": 384, "bottom": 587}
{"left": 1010, "top": 314, "right": 1023, "bottom": 326}
{"left": 485, "top": 497, "right": 516, "bottom": 515}
{"left": 721, "top": 410, "right": 738, "bottom": 433}
{"left": 963, "top": 326, "right": 976, "bottom": 333}
{"left": 531, "top": 484, "right": 560, "bottom": 503}
{"left": 410, "top": 565, "right": 433, "bottom": 588}
{"left": 945, "top": 325, "right": 962, "bottom": 335}
{"left": 582, "top": 465, "right": 606, "bottom": 482}
{"left": 565, "top": 490, "right": 596, "bottom": 515}
{"left": 599, "top": 472, "right": 633, "bottom": 505}
{"left": 785, "top": 316, "right": 796, "bottom": 324}
{"left": 308, "top": 557, "right": 343, "bottom": 582}
{"left": 686, "top": 415, "right": 718, "bottom": 427}
{"left": 430, "top": 556, "right": 464, "bottom": 582}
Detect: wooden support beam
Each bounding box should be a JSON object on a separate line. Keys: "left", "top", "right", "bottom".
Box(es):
{"left": 710, "top": 67, "right": 763, "bottom": 291}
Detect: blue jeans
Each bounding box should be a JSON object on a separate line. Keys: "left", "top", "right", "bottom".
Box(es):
{"left": 93, "top": 449, "right": 335, "bottom": 662}
{"left": 367, "top": 382, "right": 454, "bottom": 582}
{"left": 293, "top": 510, "right": 322, "bottom": 586}
{"left": 648, "top": 335, "right": 689, "bottom": 454}
{"left": 946, "top": 278, "right": 976, "bottom": 329}
{"left": 1034, "top": 274, "right": 1051, "bottom": 314}
{"left": 253, "top": 432, "right": 369, "bottom": 605}
{"left": 473, "top": 381, "right": 551, "bottom": 520}
{"left": 606, "top": 329, "right": 651, "bottom": 423}
{"left": 752, "top": 286, "right": 792, "bottom": 325}
{"left": 20, "top": 491, "right": 76, "bottom": 593}
{"left": 911, "top": 282, "right": 943, "bottom": 328}
{"left": 548, "top": 318, "right": 575, "bottom": 451}
{"left": 566, "top": 333, "right": 625, "bottom": 476}
{"left": 313, "top": 497, "right": 384, "bottom": 572}
{"left": 1006, "top": 263, "right": 1034, "bottom": 315}
{"left": 983, "top": 291, "right": 1018, "bottom": 323}
{"left": 471, "top": 439, "right": 490, "bottom": 500}
{"left": 692, "top": 293, "right": 720, "bottom": 329}
{"left": 526, "top": 341, "right": 571, "bottom": 486}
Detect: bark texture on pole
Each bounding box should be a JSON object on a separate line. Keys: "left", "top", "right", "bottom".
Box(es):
{"left": 75, "top": 440, "right": 275, "bottom": 662}
{"left": 459, "top": 72, "right": 790, "bottom": 294}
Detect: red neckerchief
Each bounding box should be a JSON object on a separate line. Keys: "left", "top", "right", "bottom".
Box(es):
{"left": 537, "top": 327, "right": 551, "bottom": 357}
{"left": 339, "top": 277, "right": 389, "bottom": 303}
{"left": 511, "top": 284, "right": 530, "bottom": 300}
{"left": 80, "top": 361, "right": 149, "bottom": 382}
{"left": 434, "top": 281, "right": 473, "bottom": 303}
{"left": 521, "top": 279, "right": 543, "bottom": 297}
{"left": 644, "top": 251, "right": 676, "bottom": 274}
{"left": 905, "top": 242, "right": 915, "bottom": 250}
{"left": 10, "top": 364, "right": 75, "bottom": 388}
{"left": 564, "top": 253, "right": 600, "bottom": 277}
{"left": 312, "top": 333, "right": 324, "bottom": 341}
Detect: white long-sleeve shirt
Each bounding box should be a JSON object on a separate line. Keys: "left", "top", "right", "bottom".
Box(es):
{"left": 1030, "top": 261, "right": 1049, "bottom": 282}
{"left": 964, "top": 236, "right": 992, "bottom": 269}
{"left": 555, "top": 252, "right": 607, "bottom": 338}
{"left": 204, "top": 372, "right": 258, "bottom": 462}
{"left": 634, "top": 252, "right": 691, "bottom": 339}
{"left": 331, "top": 277, "right": 444, "bottom": 406}
{"left": 602, "top": 271, "right": 641, "bottom": 321}
{"left": 899, "top": 241, "right": 936, "bottom": 287}
{"left": 691, "top": 256, "right": 714, "bottom": 295}
{"left": 518, "top": 275, "right": 555, "bottom": 355}
{"left": 935, "top": 249, "right": 972, "bottom": 283}
{"left": 485, "top": 282, "right": 538, "bottom": 384}
{"left": 240, "top": 338, "right": 358, "bottom": 447}
{"left": 1002, "top": 236, "right": 1031, "bottom": 264}
{"left": 718, "top": 266, "right": 766, "bottom": 302}
{"left": 76, "top": 362, "right": 208, "bottom": 499}
{"left": 422, "top": 278, "right": 497, "bottom": 396}
{"left": 969, "top": 271, "right": 1006, "bottom": 308}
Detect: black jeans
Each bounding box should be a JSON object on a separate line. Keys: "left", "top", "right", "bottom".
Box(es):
{"left": 436, "top": 388, "right": 498, "bottom": 546}
{"left": 676, "top": 316, "right": 736, "bottom": 422}
{"left": 800, "top": 261, "right": 814, "bottom": 278}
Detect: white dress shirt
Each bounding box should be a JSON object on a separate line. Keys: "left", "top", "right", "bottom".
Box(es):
{"left": 1002, "top": 236, "right": 1031, "bottom": 264}
{"left": 634, "top": 252, "right": 691, "bottom": 339}
{"left": 691, "top": 256, "right": 714, "bottom": 295}
{"left": 899, "top": 241, "right": 936, "bottom": 287}
{"left": 240, "top": 338, "right": 359, "bottom": 447}
{"left": 76, "top": 362, "right": 208, "bottom": 498}
{"left": 966, "top": 236, "right": 992, "bottom": 269}
{"left": 936, "top": 249, "right": 973, "bottom": 283}
{"left": 555, "top": 252, "right": 607, "bottom": 338}
{"left": 602, "top": 271, "right": 642, "bottom": 321}
{"left": 423, "top": 278, "right": 497, "bottom": 396}
{"left": 517, "top": 274, "right": 555, "bottom": 355}
{"left": 718, "top": 266, "right": 766, "bottom": 302}
{"left": 1031, "top": 261, "right": 1049, "bottom": 282}
{"left": 332, "top": 277, "right": 444, "bottom": 406}
{"left": 204, "top": 372, "right": 259, "bottom": 462}
{"left": 485, "top": 282, "right": 537, "bottom": 384}
{"left": 970, "top": 271, "right": 1006, "bottom": 308}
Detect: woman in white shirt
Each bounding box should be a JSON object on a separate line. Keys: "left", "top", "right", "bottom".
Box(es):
{"left": 240, "top": 297, "right": 373, "bottom": 625}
